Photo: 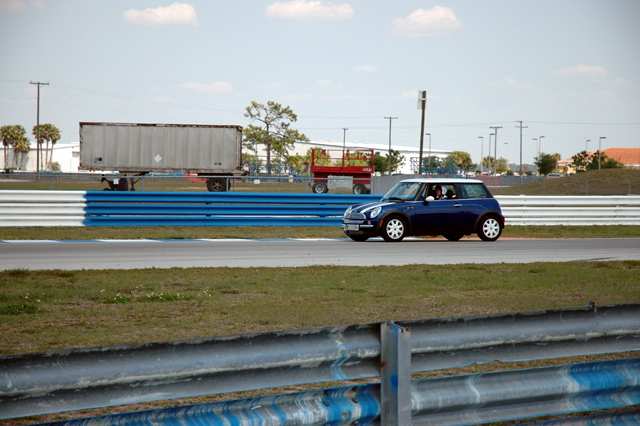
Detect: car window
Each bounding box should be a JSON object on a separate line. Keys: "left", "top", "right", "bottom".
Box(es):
{"left": 426, "top": 184, "right": 456, "bottom": 199}
{"left": 383, "top": 182, "right": 423, "bottom": 200}
{"left": 458, "top": 183, "right": 489, "bottom": 199}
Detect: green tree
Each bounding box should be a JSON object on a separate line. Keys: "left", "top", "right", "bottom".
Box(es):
{"left": 243, "top": 101, "right": 309, "bottom": 175}
{"left": 572, "top": 150, "right": 589, "bottom": 172}
{"left": 496, "top": 158, "right": 508, "bottom": 174}
{"left": 586, "top": 151, "right": 624, "bottom": 170}
{"left": 374, "top": 150, "right": 404, "bottom": 174}
{"left": 534, "top": 152, "right": 556, "bottom": 176}
{"left": 482, "top": 156, "right": 495, "bottom": 173}
{"left": 447, "top": 151, "right": 474, "bottom": 172}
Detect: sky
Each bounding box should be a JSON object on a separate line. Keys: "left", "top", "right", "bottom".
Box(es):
{"left": 1, "top": 0, "right": 639, "bottom": 167}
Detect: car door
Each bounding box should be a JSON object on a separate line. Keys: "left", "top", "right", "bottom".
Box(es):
{"left": 454, "top": 183, "right": 491, "bottom": 232}
{"left": 410, "top": 184, "right": 463, "bottom": 235}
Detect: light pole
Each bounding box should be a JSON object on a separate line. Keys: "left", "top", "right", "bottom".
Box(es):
{"left": 384, "top": 116, "right": 397, "bottom": 175}
{"left": 599, "top": 136, "right": 606, "bottom": 169}
{"left": 538, "top": 136, "right": 545, "bottom": 158}
{"left": 478, "top": 136, "right": 483, "bottom": 174}
{"left": 586, "top": 139, "right": 590, "bottom": 153}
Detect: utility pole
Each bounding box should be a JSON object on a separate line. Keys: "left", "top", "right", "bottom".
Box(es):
{"left": 342, "top": 128, "right": 348, "bottom": 167}
{"left": 478, "top": 136, "right": 483, "bottom": 174}
{"left": 488, "top": 133, "right": 494, "bottom": 174}
{"left": 515, "top": 121, "right": 527, "bottom": 184}
{"left": 30, "top": 81, "right": 49, "bottom": 175}
{"left": 490, "top": 126, "right": 502, "bottom": 175}
{"left": 418, "top": 91, "right": 427, "bottom": 175}
{"left": 384, "top": 116, "right": 398, "bottom": 175}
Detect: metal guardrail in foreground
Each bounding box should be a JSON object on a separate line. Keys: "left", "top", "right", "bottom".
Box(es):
{"left": 33, "top": 358, "right": 640, "bottom": 426}
{"left": 3, "top": 190, "right": 640, "bottom": 227}
{"left": 1, "top": 303, "right": 639, "bottom": 422}
{"left": 498, "top": 195, "right": 640, "bottom": 225}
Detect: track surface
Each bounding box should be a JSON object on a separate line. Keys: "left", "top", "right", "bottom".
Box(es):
{"left": 1, "top": 238, "right": 639, "bottom": 270}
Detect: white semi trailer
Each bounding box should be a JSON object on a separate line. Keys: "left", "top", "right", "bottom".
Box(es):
{"left": 79, "top": 122, "right": 244, "bottom": 191}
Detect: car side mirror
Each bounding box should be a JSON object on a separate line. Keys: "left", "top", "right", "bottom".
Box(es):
{"left": 424, "top": 195, "right": 434, "bottom": 204}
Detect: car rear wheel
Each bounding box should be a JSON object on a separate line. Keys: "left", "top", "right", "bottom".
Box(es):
{"left": 477, "top": 216, "right": 502, "bottom": 241}
{"left": 444, "top": 234, "right": 464, "bottom": 241}
{"left": 382, "top": 217, "right": 406, "bottom": 242}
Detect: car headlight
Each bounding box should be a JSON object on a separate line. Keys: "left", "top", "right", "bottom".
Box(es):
{"left": 344, "top": 206, "right": 352, "bottom": 216}
{"left": 370, "top": 206, "right": 381, "bottom": 218}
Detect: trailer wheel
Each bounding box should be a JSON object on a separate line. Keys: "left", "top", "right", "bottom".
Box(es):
{"left": 312, "top": 182, "right": 328, "bottom": 194}
{"left": 207, "top": 178, "right": 228, "bottom": 192}
{"left": 353, "top": 183, "right": 367, "bottom": 195}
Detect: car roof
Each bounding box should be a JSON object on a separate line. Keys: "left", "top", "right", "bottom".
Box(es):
{"left": 398, "top": 178, "right": 483, "bottom": 184}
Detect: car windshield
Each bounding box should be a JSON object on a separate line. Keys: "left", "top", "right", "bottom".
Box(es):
{"left": 383, "top": 182, "right": 423, "bottom": 201}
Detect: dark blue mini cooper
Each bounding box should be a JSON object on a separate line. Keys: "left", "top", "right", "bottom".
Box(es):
{"left": 342, "top": 178, "right": 504, "bottom": 242}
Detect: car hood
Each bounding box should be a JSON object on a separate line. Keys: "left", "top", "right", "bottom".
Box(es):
{"left": 345, "top": 200, "right": 401, "bottom": 216}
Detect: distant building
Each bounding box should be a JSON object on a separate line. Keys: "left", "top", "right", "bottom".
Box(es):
{"left": 559, "top": 147, "right": 640, "bottom": 173}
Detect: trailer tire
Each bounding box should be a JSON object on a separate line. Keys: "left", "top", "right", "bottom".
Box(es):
{"left": 115, "top": 179, "right": 129, "bottom": 191}
{"left": 353, "top": 183, "right": 367, "bottom": 195}
{"left": 312, "top": 182, "right": 328, "bottom": 194}
{"left": 207, "top": 178, "right": 228, "bottom": 192}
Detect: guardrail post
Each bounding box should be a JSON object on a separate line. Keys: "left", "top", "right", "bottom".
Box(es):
{"left": 380, "top": 321, "right": 411, "bottom": 426}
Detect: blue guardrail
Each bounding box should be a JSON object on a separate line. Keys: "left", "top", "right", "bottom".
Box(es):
{"left": 83, "top": 192, "right": 381, "bottom": 227}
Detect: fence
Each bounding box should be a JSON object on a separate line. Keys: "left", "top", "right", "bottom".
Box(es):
{"left": 1, "top": 304, "right": 639, "bottom": 425}
{"left": 1, "top": 190, "right": 640, "bottom": 227}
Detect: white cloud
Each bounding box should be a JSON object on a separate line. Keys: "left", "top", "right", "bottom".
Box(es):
{"left": 555, "top": 64, "right": 607, "bottom": 76}
{"left": 181, "top": 81, "right": 233, "bottom": 93}
{"left": 315, "top": 79, "right": 332, "bottom": 87}
{"left": 260, "top": 82, "right": 284, "bottom": 90}
{"left": 353, "top": 65, "right": 377, "bottom": 73}
{"left": 124, "top": 3, "right": 198, "bottom": 26}
{"left": 610, "top": 77, "right": 631, "bottom": 86}
{"left": 266, "top": 1, "right": 354, "bottom": 20}
{"left": 0, "top": 0, "right": 43, "bottom": 12}
{"left": 392, "top": 6, "right": 461, "bottom": 38}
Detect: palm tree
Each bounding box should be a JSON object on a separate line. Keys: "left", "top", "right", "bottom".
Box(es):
{"left": 551, "top": 153, "right": 562, "bottom": 173}
{"left": 1, "top": 125, "right": 15, "bottom": 171}
{"left": 2, "top": 125, "right": 26, "bottom": 170}
{"left": 12, "top": 135, "right": 31, "bottom": 169}
{"left": 46, "top": 124, "right": 61, "bottom": 169}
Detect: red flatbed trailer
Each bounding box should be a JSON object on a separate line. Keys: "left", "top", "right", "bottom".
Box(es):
{"left": 310, "top": 148, "right": 374, "bottom": 194}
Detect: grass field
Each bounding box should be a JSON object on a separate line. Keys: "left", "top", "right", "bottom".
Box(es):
{"left": 2, "top": 168, "right": 640, "bottom": 425}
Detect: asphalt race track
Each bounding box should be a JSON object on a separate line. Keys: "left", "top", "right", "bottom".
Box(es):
{"left": 1, "top": 238, "right": 639, "bottom": 271}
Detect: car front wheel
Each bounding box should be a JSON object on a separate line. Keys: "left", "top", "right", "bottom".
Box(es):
{"left": 348, "top": 235, "right": 369, "bottom": 242}
{"left": 477, "top": 216, "right": 502, "bottom": 241}
{"left": 444, "top": 234, "right": 464, "bottom": 241}
{"left": 382, "top": 217, "right": 406, "bottom": 242}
